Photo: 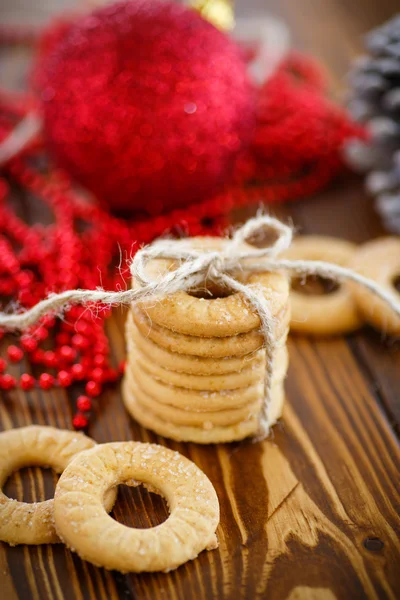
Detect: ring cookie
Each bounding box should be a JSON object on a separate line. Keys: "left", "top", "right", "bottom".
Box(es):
{"left": 349, "top": 237, "right": 400, "bottom": 336}
{"left": 54, "top": 442, "right": 219, "bottom": 573}
{"left": 282, "top": 235, "right": 363, "bottom": 336}
{"left": 126, "top": 362, "right": 265, "bottom": 410}
{"left": 122, "top": 379, "right": 285, "bottom": 443}
{"left": 131, "top": 304, "right": 289, "bottom": 358}
{"left": 128, "top": 341, "right": 288, "bottom": 391}
{"left": 131, "top": 348, "right": 265, "bottom": 391}
{"left": 126, "top": 313, "right": 264, "bottom": 374}
{"left": 0, "top": 426, "right": 117, "bottom": 545}
{"left": 127, "top": 348, "right": 290, "bottom": 412}
{"left": 134, "top": 237, "right": 290, "bottom": 337}
{"left": 126, "top": 374, "right": 262, "bottom": 428}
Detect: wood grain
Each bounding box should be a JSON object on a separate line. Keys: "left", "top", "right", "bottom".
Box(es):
{"left": 1, "top": 0, "right": 400, "bottom": 599}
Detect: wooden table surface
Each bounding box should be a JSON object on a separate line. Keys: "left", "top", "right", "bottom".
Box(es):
{"left": 1, "top": 1, "right": 400, "bottom": 599}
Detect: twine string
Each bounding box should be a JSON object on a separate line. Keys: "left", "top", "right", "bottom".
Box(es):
{"left": 0, "top": 215, "right": 399, "bottom": 439}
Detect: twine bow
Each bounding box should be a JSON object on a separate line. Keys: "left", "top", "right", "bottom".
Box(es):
{"left": 0, "top": 215, "right": 399, "bottom": 440}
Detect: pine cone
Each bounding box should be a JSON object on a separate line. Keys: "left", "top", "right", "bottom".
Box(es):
{"left": 345, "top": 15, "right": 400, "bottom": 232}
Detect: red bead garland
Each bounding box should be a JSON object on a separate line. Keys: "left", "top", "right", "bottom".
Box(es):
{"left": 0, "top": 118, "right": 228, "bottom": 429}
{"left": 0, "top": 22, "right": 364, "bottom": 431}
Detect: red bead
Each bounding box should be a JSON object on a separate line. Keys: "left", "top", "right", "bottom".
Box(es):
{"left": 20, "top": 336, "right": 38, "bottom": 353}
{"left": 57, "top": 370, "right": 72, "bottom": 387}
{"left": 56, "top": 333, "right": 70, "bottom": 346}
{"left": 58, "top": 345, "right": 77, "bottom": 363}
{"left": 75, "top": 321, "right": 90, "bottom": 336}
{"left": 93, "top": 354, "right": 106, "bottom": 368}
{"left": 31, "top": 349, "right": 45, "bottom": 364}
{"left": 94, "top": 343, "right": 109, "bottom": 355}
{"left": 7, "top": 345, "right": 24, "bottom": 362}
{"left": 20, "top": 373, "right": 35, "bottom": 391}
{"left": 90, "top": 367, "right": 104, "bottom": 383}
{"left": 0, "top": 374, "right": 16, "bottom": 390}
{"left": 80, "top": 357, "right": 92, "bottom": 369}
{"left": 0, "top": 358, "right": 6, "bottom": 373}
{"left": 17, "top": 288, "right": 33, "bottom": 305}
{"left": 16, "top": 271, "right": 33, "bottom": 288}
{"left": 41, "top": 315, "right": 56, "bottom": 327}
{"left": 71, "top": 334, "right": 90, "bottom": 350}
{"left": 71, "top": 363, "right": 85, "bottom": 380}
{"left": 2, "top": 279, "right": 16, "bottom": 296}
{"left": 68, "top": 306, "right": 85, "bottom": 319}
{"left": 118, "top": 360, "right": 126, "bottom": 374}
{"left": 104, "top": 368, "right": 118, "bottom": 383}
{"left": 76, "top": 395, "right": 92, "bottom": 412}
{"left": 35, "top": 326, "right": 48, "bottom": 341}
{"left": 86, "top": 380, "right": 102, "bottom": 397}
{"left": 43, "top": 350, "right": 58, "bottom": 368}
{"left": 72, "top": 412, "right": 88, "bottom": 430}
{"left": 39, "top": 373, "right": 55, "bottom": 390}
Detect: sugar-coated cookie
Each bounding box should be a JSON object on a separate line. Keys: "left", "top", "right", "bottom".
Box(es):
{"left": 0, "top": 426, "right": 117, "bottom": 545}
{"left": 127, "top": 359, "right": 265, "bottom": 410}
{"left": 126, "top": 312, "right": 264, "bottom": 374}
{"left": 122, "top": 379, "right": 285, "bottom": 443}
{"left": 350, "top": 237, "right": 400, "bottom": 336}
{"left": 54, "top": 442, "right": 219, "bottom": 573}
{"left": 282, "top": 236, "right": 363, "bottom": 336}
{"left": 125, "top": 373, "right": 262, "bottom": 428}
{"left": 131, "top": 304, "right": 289, "bottom": 358}
{"left": 135, "top": 236, "right": 289, "bottom": 336}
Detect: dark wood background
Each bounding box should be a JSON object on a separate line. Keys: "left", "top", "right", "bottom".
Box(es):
{"left": 0, "top": 1, "right": 399, "bottom": 599}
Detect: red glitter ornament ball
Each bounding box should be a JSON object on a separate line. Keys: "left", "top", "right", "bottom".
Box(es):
{"left": 37, "top": 0, "right": 254, "bottom": 215}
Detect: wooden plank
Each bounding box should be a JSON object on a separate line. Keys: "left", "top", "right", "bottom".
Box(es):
{"left": 1, "top": 334, "right": 399, "bottom": 599}
{"left": 349, "top": 335, "right": 400, "bottom": 432}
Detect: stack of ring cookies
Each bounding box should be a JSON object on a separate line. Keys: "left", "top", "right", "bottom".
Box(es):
{"left": 0, "top": 426, "right": 220, "bottom": 573}
{"left": 122, "top": 236, "right": 291, "bottom": 443}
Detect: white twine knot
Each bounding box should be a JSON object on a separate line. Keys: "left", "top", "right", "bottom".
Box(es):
{"left": 0, "top": 215, "right": 399, "bottom": 441}
{"left": 131, "top": 214, "right": 292, "bottom": 290}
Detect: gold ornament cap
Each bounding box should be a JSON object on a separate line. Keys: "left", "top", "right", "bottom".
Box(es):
{"left": 189, "top": 0, "right": 235, "bottom": 31}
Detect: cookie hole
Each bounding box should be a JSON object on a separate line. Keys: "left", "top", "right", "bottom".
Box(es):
{"left": 392, "top": 274, "right": 400, "bottom": 293}
{"left": 244, "top": 225, "right": 280, "bottom": 248}
{"left": 111, "top": 483, "right": 169, "bottom": 529}
{"left": 4, "top": 466, "right": 59, "bottom": 502}
{"left": 188, "top": 281, "right": 233, "bottom": 299}
{"left": 292, "top": 275, "right": 340, "bottom": 296}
